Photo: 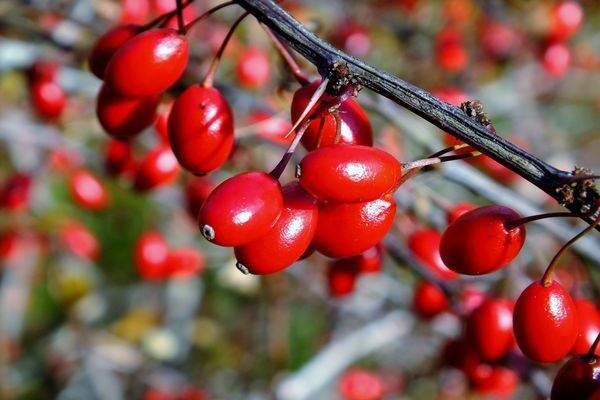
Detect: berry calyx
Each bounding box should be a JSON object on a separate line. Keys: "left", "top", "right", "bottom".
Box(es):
{"left": 198, "top": 172, "right": 284, "bottom": 247}
{"left": 440, "top": 205, "right": 526, "bottom": 275}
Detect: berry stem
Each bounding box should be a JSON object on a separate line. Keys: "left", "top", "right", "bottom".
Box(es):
{"left": 504, "top": 205, "right": 600, "bottom": 230}
{"left": 283, "top": 77, "right": 329, "bottom": 139}
{"left": 261, "top": 24, "right": 310, "bottom": 86}
{"left": 314, "top": 117, "right": 326, "bottom": 149}
{"left": 401, "top": 151, "right": 480, "bottom": 170}
{"left": 145, "top": 0, "right": 194, "bottom": 29}
{"left": 332, "top": 111, "right": 342, "bottom": 144}
{"left": 175, "top": 0, "right": 186, "bottom": 34}
{"left": 541, "top": 210, "right": 600, "bottom": 286}
{"left": 203, "top": 11, "right": 250, "bottom": 88}
{"left": 269, "top": 119, "right": 311, "bottom": 179}
{"left": 183, "top": 1, "right": 236, "bottom": 31}
{"left": 588, "top": 331, "right": 600, "bottom": 358}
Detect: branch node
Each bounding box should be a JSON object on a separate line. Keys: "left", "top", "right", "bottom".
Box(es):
{"left": 326, "top": 60, "right": 362, "bottom": 96}
{"left": 460, "top": 100, "right": 496, "bottom": 133}
{"left": 555, "top": 167, "right": 600, "bottom": 212}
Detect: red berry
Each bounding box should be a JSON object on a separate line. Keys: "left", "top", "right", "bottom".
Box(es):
{"left": 327, "top": 259, "right": 359, "bottom": 297}
{"left": 331, "top": 22, "right": 372, "bottom": 58}
{"left": 354, "top": 245, "right": 383, "bottom": 273}
{"left": 443, "top": 338, "right": 492, "bottom": 383}
{"left": 165, "top": 247, "right": 205, "bottom": 278}
{"left": 551, "top": 354, "right": 600, "bottom": 400}
{"left": 543, "top": 42, "right": 571, "bottom": 78}
{"left": 312, "top": 194, "right": 396, "bottom": 259}
{"left": 466, "top": 298, "right": 514, "bottom": 361}
{"left": 291, "top": 81, "right": 373, "bottom": 151}
{"left": 413, "top": 280, "right": 449, "bottom": 319}
{"left": 246, "top": 111, "right": 293, "bottom": 145}
{"left": 199, "top": 172, "right": 284, "bottom": 247}
{"left": 447, "top": 202, "right": 476, "bottom": 224}
{"left": 235, "top": 47, "right": 271, "bottom": 89}
{"left": 513, "top": 280, "right": 578, "bottom": 363}
{"left": 133, "top": 145, "right": 180, "bottom": 191}
{"left": 479, "top": 21, "right": 519, "bottom": 60}
{"left": 168, "top": 85, "right": 234, "bottom": 175}
{"left": 135, "top": 231, "right": 169, "bottom": 280}
{"left": 88, "top": 24, "right": 142, "bottom": 79}
{"left": 31, "top": 80, "right": 66, "bottom": 120}
{"left": 472, "top": 367, "right": 519, "bottom": 399}
{"left": 407, "top": 229, "right": 458, "bottom": 281}
{"left": 105, "top": 28, "right": 189, "bottom": 97}
{"left": 440, "top": 205, "right": 526, "bottom": 275}
{"left": 572, "top": 298, "right": 600, "bottom": 355}
{"left": 60, "top": 221, "right": 100, "bottom": 261}
{"left": 338, "top": 369, "right": 384, "bottom": 400}
{"left": 27, "top": 60, "right": 59, "bottom": 83}
{"left": 299, "top": 145, "right": 402, "bottom": 203}
{"left": 234, "top": 182, "right": 318, "bottom": 275}
{"left": 104, "top": 138, "right": 136, "bottom": 177}
{"left": 550, "top": 1, "right": 584, "bottom": 41}
{"left": 96, "top": 84, "right": 160, "bottom": 139}
{"left": 68, "top": 169, "right": 110, "bottom": 211}
{"left": 184, "top": 177, "right": 214, "bottom": 220}
{"left": 0, "top": 173, "right": 31, "bottom": 212}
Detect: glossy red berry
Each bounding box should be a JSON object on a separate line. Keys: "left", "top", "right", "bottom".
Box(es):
{"left": 338, "top": 369, "right": 384, "bottom": 400}
{"left": 447, "top": 202, "right": 476, "bottom": 224}
{"left": 407, "top": 229, "right": 458, "bottom": 281}
{"left": 246, "top": 111, "right": 293, "bottom": 145}
{"left": 235, "top": 47, "right": 271, "bottom": 89}
{"left": 60, "top": 221, "right": 99, "bottom": 261}
{"left": 413, "top": 280, "right": 449, "bottom": 319}
{"left": 120, "top": 0, "right": 150, "bottom": 24}
{"left": 327, "top": 259, "right": 359, "bottom": 297}
{"left": 234, "top": 182, "right": 318, "bottom": 275}
{"left": 31, "top": 80, "right": 66, "bottom": 120}
{"left": 165, "top": 247, "right": 205, "bottom": 278}
{"left": 291, "top": 81, "right": 373, "bottom": 151}
{"left": 443, "top": 338, "right": 492, "bottom": 384}
{"left": 466, "top": 298, "right": 514, "bottom": 361}
{"left": 135, "top": 231, "right": 169, "bottom": 280}
{"left": 354, "top": 245, "right": 383, "bottom": 273}
{"left": 331, "top": 22, "right": 372, "bottom": 57}
{"left": 88, "top": 24, "right": 142, "bottom": 79}
{"left": 440, "top": 205, "right": 526, "bottom": 275}
{"left": 513, "top": 280, "right": 578, "bottom": 363}
{"left": 199, "top": 172, "right": 284, "bottom": 247}
{"left": 551, "top": 354, "right": 600, "bottom": 400}
{"left": 299, "top": 145, "right": 401, "bottom": 203}
{"left": 133, "top": 145, "right": 180, "bottom": 191}
{"left": 0, "top": 173, "right": 31, "bottom": 212}
{"left": 168, "top": 85, "right": 234, "bottom": 175}
{"left": 435, "top": 27, "right": 468, "bottom": 72}
{"left": 68, "top": 169, "right": 109, "bottom": 211}
{"left": 96, "top": 84, "right": 160, "bottom": 139}
{"left": 572, "top": 298, "right": 600, "bottom": 355}
{"left": 104, "top": 138, "right": 136, "bottom": 177}
{"left": 312, "top": 194, "right": 396, "bottom": 259}
{"left": 105, "top": 28, "right": 189, "bottom": 97}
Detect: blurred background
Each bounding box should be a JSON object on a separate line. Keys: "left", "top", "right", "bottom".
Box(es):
{"left": 0, "top": 0, "right": 600, "bottom": 399}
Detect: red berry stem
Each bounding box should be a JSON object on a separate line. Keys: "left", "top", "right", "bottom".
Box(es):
{"left": 269, "top": 119, "right": 311, "bottom": 179}
{"left": 541, "top": 210, "right": 600, "bottom": 286}
{"left": 333, "top": 111, "right": 342, "bottom": 144}
{"left": 175, "top": 0, "right": 186, "bottom": 34}
{"left": 314, "top": 117, "right": 326, "bottom": 149}
{"left": 144, "top": 0, "right": 194, "bottom": 30}
{"left": 401, "top": 150, "right": 480, "bottom": 171}
{"left": 182, "top": 1, "right": 236, "bottom": 32}
{"left": 261, "top": 24, "right": 310, "bottom": 86}
{"left": 203, "top": 11, "right": 250, "bottom": 88}
{"left": 504, "top": 205, "right": 600, "bottom": 230}
{"left": 587, "top": 331, "right": 600, "bottom": 358}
